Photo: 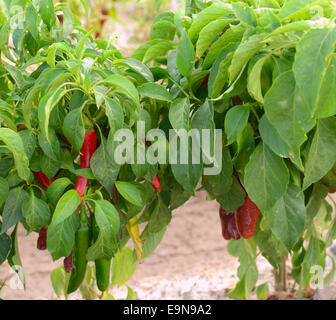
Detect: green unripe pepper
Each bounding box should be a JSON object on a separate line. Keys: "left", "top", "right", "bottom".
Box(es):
{"left": 92, "top": 222, "right": 111, "bottom": 292}
{"left": 95, "top": 259, "right": 111, "bottom": 292}
{"left": 67, "top": 208, "right": 91, "bottom": 294}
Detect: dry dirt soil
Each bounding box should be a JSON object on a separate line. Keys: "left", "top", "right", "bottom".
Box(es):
{"left": 1, "top": 191, "right": 336, "bottom": 300}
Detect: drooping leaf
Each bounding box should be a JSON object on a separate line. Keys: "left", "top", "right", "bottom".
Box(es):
{"left": 303, "top": 117, "right": 336, "bottom": 190}
{"left": 244, "top": 143, "right": 289, "bottom": 213}
{"left": 0, "top": 128, "right": 30, "bottom": 181}
{"left": 267, "top": 183, "right": 306, "bottom": 251}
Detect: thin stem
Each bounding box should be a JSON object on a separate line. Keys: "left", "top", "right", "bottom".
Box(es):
{"left": 281, "top": 255, "right": 287, "bottom": 291}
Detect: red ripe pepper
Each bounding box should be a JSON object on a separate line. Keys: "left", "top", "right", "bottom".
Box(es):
{"left": 75, "top": 130, "right": 97, "bottom": 198}
{"left": 227, "top": 213, "right": 241, "bottom": 240}
{"left": 219, "top": 207, "right": 230, "bottom": 240}
{"left": 33, "top": 171, "right": 56, "bottom": 190}
{"left": 236, "top": 195, "right": 260, "bottom": 239}
{"left": 63, "top": 252, "right": 73, "bottom": 273}
{"left": 198, "top": 74, "right": 209, "bottom": 91}
{"left": 37, "top": 228, "right": 47, "bottom": 250}
{"left": 219, "top": 207, "right": 241, "bottom": 240}
{"left": 152, "top": 175, "right": 161, "bottom": 193}
{"left": 33, "top": 171, "right": 56, "bottom": 250}
{"left": 17, "top": 124, "right": 26, "bottom": 130}
{"left": 234, "top": 96, "right": 242, "bottom": 105}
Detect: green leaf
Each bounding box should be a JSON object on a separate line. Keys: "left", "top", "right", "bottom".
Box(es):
{"left": 1, "top": 188, "right": 28, "bottom": 234}
{"left": 232, "top": 2, "right": 257, "bottom": 27}
{"left": 91, "top": 137, "right": 119, "bottom": 198}
{"left": 0, "top": 228, "right": 11, "bottom": 264}
{"left": 203, "top": 31, "right": 242, "bottom": 70}
{"left": 267, "top": 183, "right": 306, "bottom": 251}
{"left": 259, "top": 115, "right": 303, "bottom": 170}
{"left": 115, "top": 182, "right": 145, "bottom": 208}
{"left": 247, "top": 55, "right": 269, "bottom": 103}
{"left": 49, "top": 190, "right": 80, "bottom": 227}
{"left": 293, "top": 28, "right": 336, "bottom": 116}
{"left": 120, "top": 58, "right": 154, "bottom": 82}
{"left": 269, "top": 21, "right": 311, "bottom": 37}
{"left": 7, "top": 226, "right": 25, "bottom": 289}
{"left": 25, "top": 4, "right": 39, "bottom": 42}
{"left": 38, "top": 88, "right": 69, "bottom": 146}
{"left": 208, "top": 51, "right": 233, "bottom": 98}
{"left": 228, "top": 35, "right": 263, "bottom": 83}
{"left": 141, "top": 226, "right": 167, "bottom": 259}
{"left": 50, "top": 266, "right": 67, "bottom": 297}
{"left": 23, "top": 85, "right": 40, "bottom": 130}
{"left": 47, "top": 212, "right": 79, "bottom": 261}
{"left": 0, "top": 176, "right": 9, "bottom": 208}
{"left": 95, "top": 75, "right": 140, "bottom": 108}
{"left": 264, "top": 71, "right": 310, "bottom": 153}
{"left": 0, "top": 128, "right": 30, "bottom": 181}
{"left": 95, "top": 200, "right": 120, "bottom": 237}
{"left": 256, "top": 283, "right": 269, "bottom": 300}
{"left": 38, "top": 0, "right": 56, "bottom": 30}
{"left": 315, "top": 55, "right": 336, "bottom": 118}
{"left": 196, "top": 18, "right": 233, "bottom": 59}
{"left": 60, "top": 3, "right": 73, "bottom": 39}
{"left": 5, "top": 65, "right": 24, "bottom": 90}
{"left": 40, "top": 154, "right": 61, "bottom": 180}
{"left": 225, "top": 105, "right": 250, "bottom": 144}
{"left": 216, "top": 176, "right": 246, "bottom": 212}
{"left": 38, "top": 128, "right": 61, "bottom": 161}
{"left": 22, "top": 191, "right": 51, "bottom": 232}
{"left": 170, "top": 139, "right": 202, "bottom": 195}
{"left": 169, "top": 98, "right": 190, "bottom": 130}
{"left": 139, "top": 83, "right": 172, "bottom": 101}
{"left": 187, "top": 3, "right": 233, "bottom": 42}
{"left": 279, "top": 0, "right": 320, "bottom": 20}
{"left": 46, "top": 178, "right": 73, "bottom": 205}
{"left": 303, "top": 117, "right": 336, "bottom": 190}
{"left": 111, "top": 247, "right": 136, "bottom": 287}
{"left": 63, "top": 107, "right": 85, "bottom": 152}
{"left": 19, "top": 130, "right": 36, "bottom": 160}
{"left": 147, "top": 196, "right": 172, "bottom": 234}
{"left": 176, "top": 30, "right": 195, "bottom": 78}
{"left": 202, "top": 147, "right": 233, "bottom": 200}
{"left": 150, "top": 20, "right": 176, "bottom": 41}
{"left": 228, "top": 239, "right": 258, "bottom": 300}
{"left": 244, "top": 143, "right": 289, "bottom": 213}
{"left": 86, "top": 230, "right": 116, "bottom": 260}
{"left": 143, "top": 40, "right": 175, "bottom": 63}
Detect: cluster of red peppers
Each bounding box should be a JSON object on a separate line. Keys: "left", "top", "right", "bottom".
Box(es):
{"left": 219, "top": 195, "right": 260, "bottom": 240}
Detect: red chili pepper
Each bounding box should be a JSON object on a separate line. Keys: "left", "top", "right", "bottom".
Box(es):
{"left": 234, "top": 96, "right": 242, "bottom": 105}
{"left": 236, "top": 195, "right": 260, "bottom": 239}
{"left": 17, "top": 124, "right": 26, "bottom": 130}
{"left": 75, "top": 130, "right": 97, "bottom": 198}
{"left": 198, "top": 74, "right": 209, "bottom": 91}
{"left": 219, "top": 207, "right": 231, "bottom": 240}
{"left": 33, "top": 171, "right": 56, "bottom": 190}
{"left": 37, "top": 228, "right": 47, "bottom": 250}
{"left": 63, "top": 252, "right": 73, "bottom": 273}
{"left": 219, "top": 207, "right": 241, "bottom": 240}
{"left": 33, "top": 171, "right": 56, "bottom": 250}
{"left": 152, "top": 175, "right": 161, "bottom": 193}
{"left": 227, "top": 213, "right": 241, "bottom": 240}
